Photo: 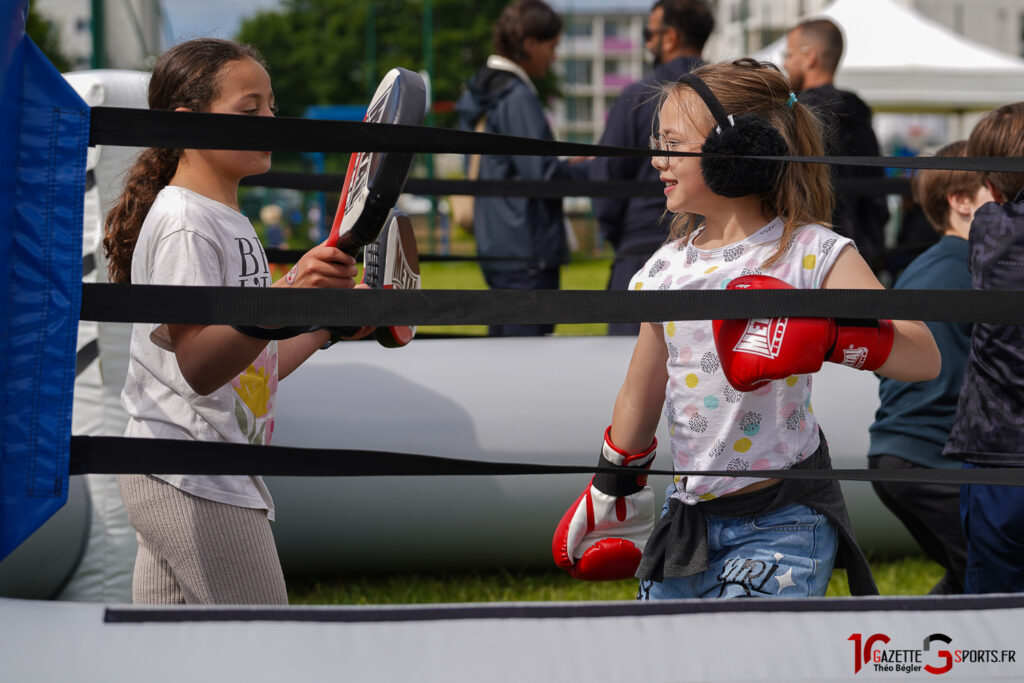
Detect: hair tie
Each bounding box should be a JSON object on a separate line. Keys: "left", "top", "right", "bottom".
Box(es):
{"left": 786, "top": 92, "right": 798, "bottom": 108}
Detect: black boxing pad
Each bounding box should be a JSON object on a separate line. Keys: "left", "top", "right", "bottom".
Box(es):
{"left": 328, "top": 67, "right": 426, "bottom": 254}
{"left": 362, "top": 209, "right": 420, "bottom": 347}
{"left": 676, "top": 73, "right": 788, "bottom": 198}
{"left": 321, "top": 67, "right": 427, "bottom": 342}
{"left": 233, "top": 68, "right": 425, "bottom": 341}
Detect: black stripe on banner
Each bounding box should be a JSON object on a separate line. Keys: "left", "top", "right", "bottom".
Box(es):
{"left": 103, "top": 594, "right": 1024, "bottom": 624}
{"left": 79, "top": 284, "right": 1024, "bottom": 327}
{"left": 68, "top": 435, "right": 1024, "bottom": 486}
{"left": 89, "top": 106, "right": 1024, "bottom": 172}
{"left": 75, "top": 339, "right": 99, "bottom": 377}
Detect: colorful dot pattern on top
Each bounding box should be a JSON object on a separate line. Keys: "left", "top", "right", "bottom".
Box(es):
{"left": 627, "top": 218, "right": 854, "bottom": 504}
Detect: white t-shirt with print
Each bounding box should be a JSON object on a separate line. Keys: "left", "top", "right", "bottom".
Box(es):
{"left": 629, "top": 217, "right": 852, "bottom": 506}
{"left": 122, "top": 185, "right": 278, "bottom": 519}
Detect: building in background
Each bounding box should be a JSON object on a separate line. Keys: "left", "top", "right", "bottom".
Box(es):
{"left": 909, "top": 0, "right": 1024, "bottom": 59}
{"left": 703, "top": 0, "right": 827, "bottom": 59}
{"left": 551, "top": 8, "right": 650, "bottom": 144}
{"left": 34, "top": 0, "right": 163, "bottom": 70}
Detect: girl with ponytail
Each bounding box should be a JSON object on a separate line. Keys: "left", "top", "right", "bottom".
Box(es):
{"left": 107, "top": 38, "right": 368, "bottom": 605}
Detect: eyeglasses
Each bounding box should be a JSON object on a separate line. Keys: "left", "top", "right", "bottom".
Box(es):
{"left": 649, "top": 135, "right": 702, "bottom": 153}
{"left": 643, "top": 27, "right": 667, "bottom": 42}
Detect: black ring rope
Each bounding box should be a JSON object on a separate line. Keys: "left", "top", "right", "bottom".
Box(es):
{"left": 68, "top": 435, "right": 1024, "bottom": 486}
{"left": 89, "top": 106, "right": 1024, "bottom": 173}
{"left": 79, "top": 284, "right": 1024, "bottom": 327}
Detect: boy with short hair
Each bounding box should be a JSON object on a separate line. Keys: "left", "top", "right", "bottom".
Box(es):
{"left": 868, "top": 140, "right": 992, "bottom": 594}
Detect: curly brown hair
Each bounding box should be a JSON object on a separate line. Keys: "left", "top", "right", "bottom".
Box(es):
{"left": 102, "top": 38, "right": 265, "bottom": 283}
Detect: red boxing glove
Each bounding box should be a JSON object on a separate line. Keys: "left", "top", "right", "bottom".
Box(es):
{"left": 552, "top": 428, "right": 656, "bottom": 581}
{"left": 713, "top": 274, "right": 894, "bottom": 392}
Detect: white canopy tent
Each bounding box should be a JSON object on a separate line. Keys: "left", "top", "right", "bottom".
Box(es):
{"left": 756, "top": 0, "right": 1024, "bottom": 114}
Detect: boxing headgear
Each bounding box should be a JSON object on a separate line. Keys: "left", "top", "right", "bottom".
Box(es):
{"left": 676, "top": 73, "right": 789, "bottom": 198}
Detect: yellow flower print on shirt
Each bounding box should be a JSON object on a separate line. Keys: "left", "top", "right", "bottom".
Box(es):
{"left": 234, "top": 365, "right": 270, "bottom": 417}
{"left": 231, "top": 360, "right": 274, "bottom": 445}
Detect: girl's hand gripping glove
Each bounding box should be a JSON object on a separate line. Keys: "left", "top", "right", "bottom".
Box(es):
{"left": 712, "top": 274, "right": 894, "bottom": 392}
{"left": 552, "top": 427, "right": 656, "bottom": 581}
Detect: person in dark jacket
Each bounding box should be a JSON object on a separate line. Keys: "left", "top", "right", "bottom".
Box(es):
{"left": 944, "top": 102, "right": 1024, "bottom": 594}
{"left": 867, "top": 141, "right": 992, "bottom": 595}
{"left": 590, "top": 0, "right": 714, "bottom": 336}
{"left": 455, "top": 0, "right": 587, "bottom": 336}
{"left": 782, "top": 18, "right": 890, "bottom": 272}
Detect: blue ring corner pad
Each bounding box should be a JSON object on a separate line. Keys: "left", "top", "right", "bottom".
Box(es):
{"left": 1, "top": 0, "right": 90, "bottom": 561}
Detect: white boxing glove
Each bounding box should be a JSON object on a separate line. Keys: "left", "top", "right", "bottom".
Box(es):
{"left": 552, "top": 427, "right": 656, "bottom": 581}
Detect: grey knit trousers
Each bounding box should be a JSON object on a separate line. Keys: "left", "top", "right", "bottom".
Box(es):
{"left": 117, "top": 474, "right": 288, "bottom": 605}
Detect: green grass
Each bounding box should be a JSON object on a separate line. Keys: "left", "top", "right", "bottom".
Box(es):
{"left": 417, "top": 257, "right": 612, "bottom": 337}
{"left": 825, "top": 555, "right": 945, "bottom": 597}
{"left": 287, "top": 556, "right": 946, "bottom": 605}
{"left": 287, "top": 569, "right": 639, "bottom": 605}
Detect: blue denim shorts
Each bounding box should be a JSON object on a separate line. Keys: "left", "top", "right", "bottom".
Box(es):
{"left": 638, "top": 486, "right": 838, "bottom": 600}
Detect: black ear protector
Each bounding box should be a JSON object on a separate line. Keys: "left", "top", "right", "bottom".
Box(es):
{"left": 676, "top": 73, "right": 789, "bottom": 198}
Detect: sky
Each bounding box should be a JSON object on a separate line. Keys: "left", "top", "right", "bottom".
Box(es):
{"left": 162, "top": 0, "right": 653, "bottom": 43}
{"left": 162, "top": 0, "right": 282, "bottom": 42}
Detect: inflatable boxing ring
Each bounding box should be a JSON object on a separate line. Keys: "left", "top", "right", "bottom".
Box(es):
{"left": 4, "top": 3, "right": 1024, "bottom": 680}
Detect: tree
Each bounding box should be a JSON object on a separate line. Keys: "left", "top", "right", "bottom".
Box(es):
{"left": 26, "top": 4, "right": 72, "bottom": 72}
{"left": 237, "top": 0, "right": 519, "bottom": 125}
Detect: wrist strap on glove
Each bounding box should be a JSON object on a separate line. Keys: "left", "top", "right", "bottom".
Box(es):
{"left": 592, "top": 427, "right": 656, "bottom": 497}
{"left": 826, "top": 318, "right": 895, "bottom": 371}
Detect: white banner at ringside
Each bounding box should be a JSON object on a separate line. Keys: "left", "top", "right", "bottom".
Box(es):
{"left": 3, "top": 596, "right": 1022, "bottom": 681}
